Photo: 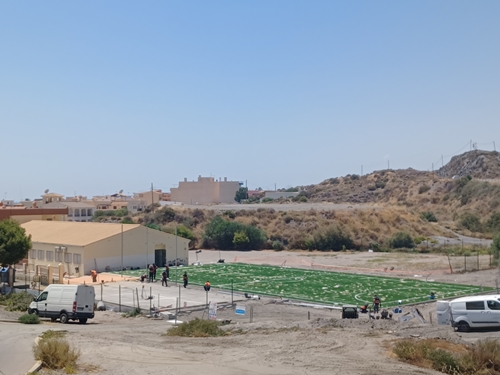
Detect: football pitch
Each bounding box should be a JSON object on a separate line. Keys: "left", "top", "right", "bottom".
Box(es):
{"left": 116, "top": 263, "right": 490, "bottom": 307}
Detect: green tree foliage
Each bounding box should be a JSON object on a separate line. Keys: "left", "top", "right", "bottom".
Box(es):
{"left": 460, "top": 213, "right": 483, "bottom": 232}
{"left": 388, "top": 231, "right": 414, "bottom": 249}
{"left": 492, "top": 233, "right": 500, "bottom": 260}
{"left": 0, "top": 219, "right": 32, "bottom": 265}
{"left": 234, "top": 187, "right": 248, "bottom": 203}
{"left": 420, "top": 211, "right": 438, "bottom": 222}
{"left": 486, "top": 213, "right": 500, "bottom": 233}
{"left": 121, "top": 217, "right": 134, "bottom": 224}
{"left": 233, "top": 231, "right": 250, "bottom": 249}
{"left": 306, "top": 225, "right": 354, "bottom": 251}
{"left": 153, "top": 207, "right": 176, "bottom": 224}
{"left": 146, "top": 223, "right": 162, "bottom": 231}
{"left": 176, "top": 225, "right": 195, "bottom": 241}
{"left": 203, "top": 217, "right": 266, "bottom": 250}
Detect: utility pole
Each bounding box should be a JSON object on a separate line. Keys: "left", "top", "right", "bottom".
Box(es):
{"left": 432, "top": 163, "right": 434, "bottom": 172}
{"left": 151, "top": 183, "right": 154, "bottom": 213}
{"left": 175, "top": 226, "right": 178, "bottom": 285}
{"left": 494, "top": 141, "right": 496, "bottom": 151}
{"left": 470, "top": 140, "right": 472, "bottom": 151}
{"left": 121, "top": 224, "right": 124, "bottom": 277}
{"left": 387, "top": 160, "right": 389, "bottom": 170}
{"left": 441, "top": 155, "right": 444, "bottom": 167}
{"left": 275, "top": 183, "right": 276, "bottom": 191}
{"left": 361, "top": 165, "right": 363, "bottom": 176}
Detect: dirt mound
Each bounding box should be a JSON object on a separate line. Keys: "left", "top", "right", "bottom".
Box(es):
{"left": 438, "top": 150, "right": 500, "bottom": 179}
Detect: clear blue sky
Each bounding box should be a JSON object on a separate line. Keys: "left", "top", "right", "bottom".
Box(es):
{"left": 1, "top": 1, "right": 499, "bottom": 200}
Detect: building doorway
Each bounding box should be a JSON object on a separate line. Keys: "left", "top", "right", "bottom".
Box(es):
{"left": 155, "top": 249, "right": 166, "bottom": 267}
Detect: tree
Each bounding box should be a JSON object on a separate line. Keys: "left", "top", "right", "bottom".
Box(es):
{"left": 234, "top": 188, "right": 248, "bottom": 203}
{"left": 176, "top": 225, "right": 195, "bottom": 241}
{"left": 492, "top": 233, "right": 500, "bottom": 260}
{"left": 233, "top": 231, "right": 249, "bottom": 249}
{"left": 0, "top": 219, "right": 32, "bottom": 266}
{"left": 388, "top": 232, "right": 414, "bottom": 249}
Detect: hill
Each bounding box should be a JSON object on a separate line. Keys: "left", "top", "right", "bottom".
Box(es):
{"left": 437, "top": 150, "right": 500, "bottom": 179}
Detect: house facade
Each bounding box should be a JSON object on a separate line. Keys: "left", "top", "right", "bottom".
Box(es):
{"left": 170, "top": 176, "right": 241, "bottom": 204}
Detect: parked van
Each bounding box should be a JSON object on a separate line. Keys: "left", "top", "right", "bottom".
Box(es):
{"left": 28, "top": 284, "right": 95, "bottom": 324}
{"left": 437, "top": 295, "right": 500, "bottom": 332}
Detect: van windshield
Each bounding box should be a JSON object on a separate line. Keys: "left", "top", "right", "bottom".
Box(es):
{"left": 487, "top": 300, "right": 500, "bottom": 310}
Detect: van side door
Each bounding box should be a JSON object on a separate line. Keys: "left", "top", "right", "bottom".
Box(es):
{"left": 465, "top": 300, "right": 487, "bottom": 327}
{"left": 37, "top": 291, "right": 49, "bottom": 317}
{"left": 486, "top": 300, "right": 500, "bottom": 326}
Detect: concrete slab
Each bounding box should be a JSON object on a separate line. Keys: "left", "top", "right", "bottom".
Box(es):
{"left": 94, "top": 279, "right": 237, "bottom": 313}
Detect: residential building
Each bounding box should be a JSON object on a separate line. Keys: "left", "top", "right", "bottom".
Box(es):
{"left": 133, "top": 190, "right": 162, "bottom": 206}
{"left": 0, "top": 207, "right": 68, "bottom": 224}
{"left": 170, "top": 176, "right": 241, "bottom": 204}
{"left": 43, "top": 202, "right": 95, "bottom": 222}
{"left": 21, "top": 221, "right": 190, "bottom": 276}
{"left": 41, "top": 192, "right": 64, "bottom": 205}
{"left": 264, "top": 191, "right": 299, "bottom": 200}
{"left": 127, "top": 200, "right": 147, "bottom": 214}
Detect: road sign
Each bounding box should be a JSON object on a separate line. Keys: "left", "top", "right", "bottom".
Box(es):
{"left": 235, "top": 305, "right": 246, "bottom": 315}
{"left": 208, "top": 302, "right": 217, "bottom": 320}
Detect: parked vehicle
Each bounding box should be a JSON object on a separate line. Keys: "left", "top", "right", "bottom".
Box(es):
{"left": 437, "top": 295, "right": 500, "bottom": 332}
{"left": 28, "top": 284, "right": 95, "bottom": 324}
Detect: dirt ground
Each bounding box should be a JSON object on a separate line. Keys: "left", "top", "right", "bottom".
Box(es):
{"left": 7, "top": 250, "right": 500, "bottom": 375}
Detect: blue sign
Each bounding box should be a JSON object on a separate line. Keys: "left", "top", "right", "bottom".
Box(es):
{"left": 235, "top": 305, "right": 246, "bottom": 315}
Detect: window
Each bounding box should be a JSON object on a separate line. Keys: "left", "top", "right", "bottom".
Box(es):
{"left": 466, "top": 301, "right": 485, "bottom": 310}
{"left": 46, "top": 251, "right": 54, "bottom": 262}
{"left": 64, "top": 253, "right": 72, "bottom": 263}
{"left": 73, "top": 254, "right": 81, "bottom": 264}
{"left": 55, "top": 252, "right": 63, "bottom": 262}
{"left": 37, "top": 250, "right": 44, "bottom": 260}
{"left": 38, "top": 292, "right": 48, "bottom": 302}
{"left": 30, "top": 249, "right": 36, "bottom": 259}
{"left": 487, "top": 300, "right": 500, "bottom": 310}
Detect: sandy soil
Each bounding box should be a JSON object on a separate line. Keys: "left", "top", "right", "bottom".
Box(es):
{"left": 9, "top": 250, "right": 500, "bottom": 375}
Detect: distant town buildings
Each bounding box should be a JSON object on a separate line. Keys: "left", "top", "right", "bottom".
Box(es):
{"left": 170, "top": 176, "right": 241, "bottom": 204}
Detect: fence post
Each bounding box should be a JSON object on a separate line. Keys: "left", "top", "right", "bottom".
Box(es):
{"left": 136, "top": 288, "right": 140, "bottom": 310}
{"left": 231, "top": 279, "right": 234, "bottom": 306}
{"left": 100, "top": 283, "right": 103, "bottom": 301}
{"left": 119, "top": 285, "right": 121, "bottom": 312}
{"left": 429, "top": 312, "right": 433, "bottom": 325}
{"left": 250, "top": 306, "right": 254, "bottom": 323}
{"left": 477, "top": 252, "right": 479, "bottom": 270}
{"left": 464, "top": 255, "right": 466, "bottom": 272}
{"left": 150, "top": 286, "right": 152, "bottom": 315}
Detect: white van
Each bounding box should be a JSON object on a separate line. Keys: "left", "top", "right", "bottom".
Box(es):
{"left": 28, "top": 284, "right": 95, "bottom": 324}
{"left": 437, "top": 295, "right": 500, "bottom": 332}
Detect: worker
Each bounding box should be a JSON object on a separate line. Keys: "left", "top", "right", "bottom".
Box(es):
{"left": 373, "top": 295, "right": 381, "bottom": 313}
{"left": 91, "top": 270, "right": 97, "bottom": 283}
{"left": 360, "top": 304, "right": 369, "bottom": 313}
{"left": 165, "top": 265, "right": 170, "bottom": 279}
{"left": 161, "top": 270, "right": 168, "bottom": 287}
{"left": 183, "top": 271, "right": 188, "bottom": 288}
{"left": 204, "top": 280, "right": 211, "bottom": 292}
{"left": 140, "top": 274, "right": 147, "bottom": 283}
{"left": 148, "top": 264, "right": 154, "bottom": 283}
{"left": 430, "top": 292, "right": 436, "bottom": 300}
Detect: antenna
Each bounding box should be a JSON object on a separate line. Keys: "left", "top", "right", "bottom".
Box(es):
{"left": 44, "top": 189, "right": 49, "bottom": 194}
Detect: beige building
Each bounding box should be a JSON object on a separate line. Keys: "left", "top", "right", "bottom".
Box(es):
{"left": 43, "top": 201, "right": 95, "bottom": 222}
{"left": 170, "top": 176, "right": 241, "bottom": 204}
{"left": 21, "top": 221, "right": 190, "bottom": 276}
{"left": 133, "top": 190, "right": 162, "bottom": 206}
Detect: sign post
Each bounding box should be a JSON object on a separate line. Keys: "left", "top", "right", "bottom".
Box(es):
{"left": 208, "top": 302, "right": 217, "bottom": 320}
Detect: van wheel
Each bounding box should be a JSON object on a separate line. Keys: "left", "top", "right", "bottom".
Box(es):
{"left": 29, "top": 309, "right": 39, "bottom": 316}
{"left": 79, "top": 318, "right": 87, "bottom": 324}
{"left": 59, "top": 313, "right": 69, "bottom": 324}
{"left": 457, "top": 321, "right": 470, "bottom": 332}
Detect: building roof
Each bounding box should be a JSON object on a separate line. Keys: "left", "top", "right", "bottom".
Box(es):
{"left": 21, "top": 221, "right": 140, "bottom": 247}
{"left": 42, "top": 193, "right": 64, "bottom": 197}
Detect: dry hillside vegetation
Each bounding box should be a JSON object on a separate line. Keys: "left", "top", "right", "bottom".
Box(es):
{"left": 137, "top": 206, "right": 449, "bottom": 250}
{"left": 438, "top": 150, "right": 500, "bottom": 179}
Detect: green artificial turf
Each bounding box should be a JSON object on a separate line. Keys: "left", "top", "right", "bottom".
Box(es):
{"left": 115, "top": 263, "right": 491, "bottom": 307}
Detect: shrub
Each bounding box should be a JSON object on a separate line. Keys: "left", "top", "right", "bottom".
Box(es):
{"left": 261, "top": 198, "right": 273, "bottom": 203}
{"left": 460, "top": 213, "right": 483, "bottom": 232}
{"left": 375, "top": 180, "right": 386, "bottom": 189}
{"left": 121, "top": 216, "right": 134, "bottom": 224}
{"left": 418, "top": 185, "right": 431, "bottom": 194}
{"left": 272, "top": 241, "right": 284, "bottom": 251}
{"left": 486, "top": 212, "right": 500, "bottom": 233}
{"left": 307, "top": 225, "right": 354, "bottom": 251}
{"left": 122, "top": 307, "right": 142, "bottom": 317}
{"left": 492, "top": 233, "right": 500, "bottom": 260}
{"left": 166, "top": 318, "right": 225, "bottom": 337}
{"left": 233, "top": 231, "right": 250, "bottom": 249}
{"left": 19, "top": 314, "right": 39, "bottom": 324}
{"left": 153, "top": 207, "right": 176, "bottom": 224}
{"left": 33, "top": 337, "right": 80, "bottom": 369}
{"left": 350, "top": 174, "right": 360, "bottom": 180}
{"left": 176, "top": 225, "right": 195, "bottom": 241}
{"left": 388, "top": 232, "right": 414, "bottom": 249}
{"left": 223, "top": 210, "right": 236, "bottom": 219}
{"left": 0, "top": 291, "right": 33, "bottom": 311}
{"left": 203, "top": 217, "right": 266, "bottom": 250}
{"left": 420, "top": 211, "right": 438, "bottom": 222}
